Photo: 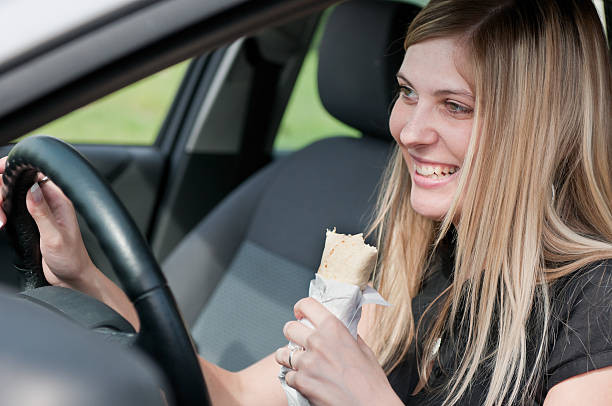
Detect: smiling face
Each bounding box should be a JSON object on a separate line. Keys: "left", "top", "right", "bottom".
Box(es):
{"left": 389, "top": 37, "right": 474, "bottom": 221}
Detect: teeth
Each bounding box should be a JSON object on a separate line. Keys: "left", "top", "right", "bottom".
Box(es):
{"left": 414, "top": 163, "right": 459, "bottom": 179}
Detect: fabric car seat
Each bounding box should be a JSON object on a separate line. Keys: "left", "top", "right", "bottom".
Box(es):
{"left": 162, "top": 0, "right": 420, "bottom": 371}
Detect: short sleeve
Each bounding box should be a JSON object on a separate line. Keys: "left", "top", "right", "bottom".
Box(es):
{"left": 546, "top": 260, "right": 612, "bottom": 391}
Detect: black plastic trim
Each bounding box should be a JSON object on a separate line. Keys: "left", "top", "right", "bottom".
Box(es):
{"left": 155, "top": 56, "right": 211, "bottom": 152}
{"left": 147, "top": 52, "right": 223, "bottom": 241}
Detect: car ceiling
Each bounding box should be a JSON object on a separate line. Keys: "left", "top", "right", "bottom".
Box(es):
{"left": 0, "top": 0, "right": 160, "bottom": 67}
{"left": 0, "top": 0, "right": 338, "bottom": 144}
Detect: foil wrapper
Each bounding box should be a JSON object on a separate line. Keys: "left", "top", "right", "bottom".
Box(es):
{"left": 278, "top": 275, "right": 389, "bottom": 406}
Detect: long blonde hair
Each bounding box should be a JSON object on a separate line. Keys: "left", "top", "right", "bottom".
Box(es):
{"left": 368, "top": 1, "right": 612, "bottom": 404}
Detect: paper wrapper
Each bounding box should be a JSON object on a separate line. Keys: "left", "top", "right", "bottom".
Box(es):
{"left": 278, "top": 275, "right": 389, "bottom": 406}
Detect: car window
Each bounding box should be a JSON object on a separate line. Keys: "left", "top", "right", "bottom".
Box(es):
{"left": 24, "top": 61, "right": 188, "bottom": 145}
{"left": 273, "top": 18, "right": 359, "bottom": 152}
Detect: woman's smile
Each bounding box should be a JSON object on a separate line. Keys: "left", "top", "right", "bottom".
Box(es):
{"left": 410, "top": 155, "right": 460, "bottom": 188}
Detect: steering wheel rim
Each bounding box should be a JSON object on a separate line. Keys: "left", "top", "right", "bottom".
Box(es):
{"left": 1, "top": 135, "right": 211, "bottom": 406}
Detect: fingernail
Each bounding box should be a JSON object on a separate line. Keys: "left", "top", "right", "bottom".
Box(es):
{"left": 31, "top": 183, "right": 43, "bottom": 203}
{"left": 0, "top": 220, "right": 4, "bottom": 230}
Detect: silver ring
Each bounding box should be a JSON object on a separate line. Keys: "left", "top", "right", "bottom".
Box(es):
{"left": 288, "top": 347, "right": 297, "bottom": 369}
{"left": 39, "top": 176, "right": 50, "bottom": 185}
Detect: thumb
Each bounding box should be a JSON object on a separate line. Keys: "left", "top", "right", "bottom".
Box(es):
{"left": 26, "top": 182, "right": 60, "bottom": 243}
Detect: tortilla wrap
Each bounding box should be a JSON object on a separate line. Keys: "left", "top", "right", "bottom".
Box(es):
{"left": 316, "top": 229, "right": 378, "bottom": 288}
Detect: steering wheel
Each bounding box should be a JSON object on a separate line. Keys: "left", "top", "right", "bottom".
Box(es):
{"left": 1, "top": 135, "right": 211, "bottom": 406}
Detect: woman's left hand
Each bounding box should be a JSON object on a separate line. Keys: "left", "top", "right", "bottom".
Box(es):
{"left": 275, "top": 297, "right": 401, "bottom": 406}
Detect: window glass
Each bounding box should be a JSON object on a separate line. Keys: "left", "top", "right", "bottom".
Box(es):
{"left": 274, "top": 20, "right": 359, "bottom": 152}
{"left": 27, "top": 61, "right": 188, "bottom": 145}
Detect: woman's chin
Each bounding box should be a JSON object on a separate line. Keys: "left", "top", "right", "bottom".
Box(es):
{"left": 410, "top": 192, "right": 451, "bottom": 221}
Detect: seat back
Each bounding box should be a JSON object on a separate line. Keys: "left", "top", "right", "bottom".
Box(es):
{"left": 163, "top": 0, "right": 420, "bottom": 371}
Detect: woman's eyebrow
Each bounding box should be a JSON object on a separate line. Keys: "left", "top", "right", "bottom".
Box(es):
{"left": 434, "top": 88, "right": 474, "bottom": 100}
{"left": 395, "top": 72, "right": 410, "bottom": 83}
{"left": 395, "top": 73, "right": 418, "bottom": 92}
{"left": 396, "top": 72, "right": 473, "bottom": 100}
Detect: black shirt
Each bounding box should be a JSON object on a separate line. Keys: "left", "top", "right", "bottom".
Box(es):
{"left": 388, "top": 253, "right": 612, "bottom": 405}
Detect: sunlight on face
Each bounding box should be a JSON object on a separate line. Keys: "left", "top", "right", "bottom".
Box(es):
{"left": 389, "top": 37, "right": 474, "bottom": 221}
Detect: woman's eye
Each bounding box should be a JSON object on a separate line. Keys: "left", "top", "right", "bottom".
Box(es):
{"left": 398, "top": 85, "right": 417, "bottom": 100}
{"left": 445, "top": 101, "right": 473, "bottom": 116}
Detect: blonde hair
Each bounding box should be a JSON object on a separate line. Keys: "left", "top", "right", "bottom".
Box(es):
{"left": 368, "top": 1, "right": 612, "bottom": 404}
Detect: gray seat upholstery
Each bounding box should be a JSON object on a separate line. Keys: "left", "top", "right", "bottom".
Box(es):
{"left": 162, "top": 0, "right": 420, "bottom": 371}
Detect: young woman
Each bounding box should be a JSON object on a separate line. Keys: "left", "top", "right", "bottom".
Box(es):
{"left": 1, "top": 0, "right": 611, "bottom": 404}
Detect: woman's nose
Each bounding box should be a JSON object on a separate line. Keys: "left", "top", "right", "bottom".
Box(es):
{"left": 398, "top": 106, "right": 438, "bottom": 147}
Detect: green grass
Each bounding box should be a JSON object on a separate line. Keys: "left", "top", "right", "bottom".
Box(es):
{"left": 27, "top": 62, "right": 189, "bottom": 145}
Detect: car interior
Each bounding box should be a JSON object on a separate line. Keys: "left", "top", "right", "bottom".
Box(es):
{"left": 0, "top": 285, "right": 168, "bottom": 406}
{"left": 1, "top": 0, "right": 610, "bottom": 404}
{"left": 165, "top": 0, "right": 419, "bottom": 372}
{"left": 0, "top": 1, "right": 421, "bottom": 404}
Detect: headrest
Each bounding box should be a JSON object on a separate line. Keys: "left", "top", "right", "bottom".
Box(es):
{"left": 318, "top": 0, "right": 420, "bottom": 140}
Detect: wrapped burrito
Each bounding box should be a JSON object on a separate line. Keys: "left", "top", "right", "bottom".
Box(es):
{"left": 316, "top": 229, "right": 378, "bottom": 288}
{"left": 279, "top": 229, "right": 388, "bottom": 406}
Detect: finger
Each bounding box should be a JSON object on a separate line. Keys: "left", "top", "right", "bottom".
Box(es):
{"left": 275, "top": 346, "right": 290, "bottom": 368}
{"left": 284, "top": 370, "right": 308, "bottom": 394}
{"left": 275, "top": 346, "right": 304, "bottom": 370}
{"left": 26, "top": 183, "right": 61, "bottom": 242}
{"left": 283, "top": 321, "right": 314, "bottom": 348}
{"left": 288, "top": 348, "right": 306, "bottom": 371}
{"left": 294, "top": 297, "right": 335, "bottom": 328}
{"left": 284, "top": 370, "right": 298, "bottom": 388}
{"left": 36, "top": 177, "right": 74, "bottom": 219}
{"left": 0, "top": 156, "right": 7, "bottom": 174}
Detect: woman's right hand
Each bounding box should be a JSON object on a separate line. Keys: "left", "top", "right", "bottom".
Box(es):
{"left": 0, "top": 156, "right": 98, "bottom": 289}
{"left": 0, "top": 155, "right": 140, "bottom": 329}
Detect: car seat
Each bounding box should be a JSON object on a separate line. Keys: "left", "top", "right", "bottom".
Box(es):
{"left": 162, "top": 0, "right": 420, "bottom": 371}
